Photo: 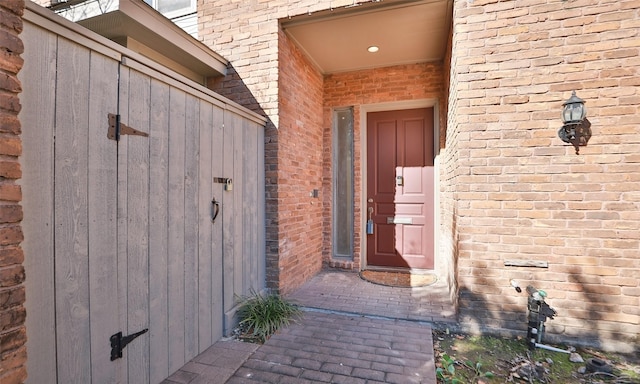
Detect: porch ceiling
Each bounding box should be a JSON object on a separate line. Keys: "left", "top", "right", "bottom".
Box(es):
{"left": 282, "top": 0, "right": 453, "bottom": 75}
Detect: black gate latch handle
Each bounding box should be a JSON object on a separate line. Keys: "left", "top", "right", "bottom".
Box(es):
{"left": 110, "top": 328, "right": 148, "bottom": 361}
{"left": 212, "top": 197, "right": 220, "bottom": 223}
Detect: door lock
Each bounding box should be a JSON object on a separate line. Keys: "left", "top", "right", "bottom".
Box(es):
{"left": 213, "top": 177, "right": 233, "bottom": 191}
{"left": 366, "top": 207, "right": 374, "bottom": 235}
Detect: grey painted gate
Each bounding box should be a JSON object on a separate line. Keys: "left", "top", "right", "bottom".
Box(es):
{"left": 20, "top": 6, "right": 265, "bottom": 384}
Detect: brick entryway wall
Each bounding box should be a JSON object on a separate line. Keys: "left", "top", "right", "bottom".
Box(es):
{"left": 204, "top": 1, "right": 447, "bottom": 295}
{"left": 203, "top": 0, "right": 638, "bottom": 351}
{"left": 0, "top": 1, "right": 27, "bottom": 383}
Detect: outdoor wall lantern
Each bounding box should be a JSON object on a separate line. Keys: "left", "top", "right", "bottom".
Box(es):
{"left": 558, "top": 91, "right": 590, "bottom": 154}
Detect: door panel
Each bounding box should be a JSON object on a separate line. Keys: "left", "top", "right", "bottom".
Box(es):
{"left": 366, "top": 108, "right": 434, "bottom": 269}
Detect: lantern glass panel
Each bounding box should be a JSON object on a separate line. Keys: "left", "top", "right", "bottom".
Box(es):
{"left": 562, "top": 103, "right": 585, "bottom": 124}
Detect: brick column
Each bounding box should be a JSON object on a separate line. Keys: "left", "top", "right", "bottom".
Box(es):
{"left": 0, "top": 1, "right": 27, "bottom": 383}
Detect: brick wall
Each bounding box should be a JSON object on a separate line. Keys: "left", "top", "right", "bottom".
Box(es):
{"left": 274, "top": 27, "right": 325, "bottom": 294}
{"left": 440, "top": 21, "right": 459, "bottom": 301}
{"left": 449, "top": 0, "right": 639, "bottom": 351}
{"left": 203, "top": 0, "right": 375, "bottom": 294}
{"left": 205, "top": 0, "right": 446, "bottom": 291}
{"left": 323, "top": 63, "right": 446, "bottom": 271}
{"left": 0, "top": 1, "right": 27, "bottom": 383}
{"left": 202, "top": 0, "right": 639, "bottom": 351}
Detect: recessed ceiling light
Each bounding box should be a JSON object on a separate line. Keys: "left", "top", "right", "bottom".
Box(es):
{"left": 367, "top": 46, "right": 379, "bottom": 53}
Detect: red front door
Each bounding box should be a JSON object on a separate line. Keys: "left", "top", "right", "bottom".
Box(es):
{"left": 366, "top": 108, "right": 435, "bottom": 269}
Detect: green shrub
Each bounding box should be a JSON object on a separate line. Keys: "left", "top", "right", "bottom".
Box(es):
{"left": 237, "top": 290, "right": 301, "bottom": 343}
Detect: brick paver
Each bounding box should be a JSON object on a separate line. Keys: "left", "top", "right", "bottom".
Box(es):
{"left": 287, "top": 270, "right": 457, "bottom": 324}
{"left": 227, "top": 311, "right": 436, "bottom": 383}
{"left": 163, "top": 270, "right": 455, "bottom": 383}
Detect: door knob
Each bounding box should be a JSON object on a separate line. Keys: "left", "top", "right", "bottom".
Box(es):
{"left": 367, "top": 198, "right": 373, "bottom": 203}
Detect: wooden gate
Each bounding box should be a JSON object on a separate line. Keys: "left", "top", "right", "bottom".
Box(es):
{"left": 20, "top": 7, "right": 265, "bottom": 384}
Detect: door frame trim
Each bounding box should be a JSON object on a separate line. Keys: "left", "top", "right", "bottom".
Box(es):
{"left": 360, "top": 99, "right": 440, "bottom": 272}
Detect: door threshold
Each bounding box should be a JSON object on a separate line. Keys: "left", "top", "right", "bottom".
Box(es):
{"left": 364, "top": 266, "right": 434, "bottom": 275}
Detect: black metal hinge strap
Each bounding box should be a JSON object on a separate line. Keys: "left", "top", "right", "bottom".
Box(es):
{"left": 108, "top": 113, "right": 149, "bottom": 141}
{"left": 110, "top": 328, "right": 148, "bottom": 361}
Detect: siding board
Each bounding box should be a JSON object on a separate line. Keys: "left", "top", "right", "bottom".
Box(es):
{"left": 209, "top": 105, "right": 225, "bottom": 342}
{"left": 116, "top": 62, "right": 131, "bottom": 384}
{"left": 87, "top": 51, "right": 120, "bottom": 384}
{"left": 167, "top": 87, "right": 187, "bottom": 373}
{"left": 233, "top": 113, "right": 245, "bottom": 300}
{"left": 148, "top": 78, "right": 171, "bottom": 383}
{"left": 184, "top": 94, "right": 200, "bottom": 360}
{"left": 54, "top": 36, "right": 92, "bottom": 384}
{"left": 20, "top": 23, "right": 58, "bottom": 384}
{"left": 197, "top": 102, "right": 214, "bottom": 350}
{"left": 123, "top": 68, "right": 152, "bottom": 383}
{"left": 222, "top": 110, "right": 236, "bottom": 331}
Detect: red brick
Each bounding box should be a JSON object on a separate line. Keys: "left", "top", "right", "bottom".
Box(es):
{"left": 0, "top": 94, "right": 21, "bottom": 114}
{"left": 0, "top": 161, "right": 20, "bottom": 179}
{"left": 0, "top": 226, "right": 23, "bottom": 247}
{"left": 0, "top": 326, "right": 25, "bottom": 354}
{"left": 0, "top": 205, "right": 22, "bottom": 223}
{"left": 0, "top": 184, "right": 21, "bottom": 202}
{"left": 0, "top": 115, "right": 21, "bottom": 134}
{"left": 0, "top": 265, "right": 24, "bottom": 288}
{"left": 0, "top": 247, "right": 23, "bottom": 266}
{"left": 0, "top": 73, "right": 21, "bottom": 94}
{"left": 0, "top": 49, "right": 24, "bottom": 74}
{"left": 0, "top": 137, "right": 21, "bottom": 156}
{"left": 0, "top": 1, "right": 25, "bottom": 17}
{"left": 0, "top": 305, "right": 26, "bottom": 332}
{"left": 1, "top": 1, "right": 26, "bottom": 381}
{"left": 0, "top": 28, "right": 23, "bottom": 55}
{"left": 0, "top": 368, "right": 27, "bottom": 384}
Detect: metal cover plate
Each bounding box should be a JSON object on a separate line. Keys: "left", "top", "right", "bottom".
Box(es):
{"left": 387, "top": 217, "right": 413, "bottom": 225}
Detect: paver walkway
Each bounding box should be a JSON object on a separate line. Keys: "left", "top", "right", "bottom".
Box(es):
{"left": 163, "top": 270, "right": 456, "bottom": 383}
{"left": 287, "top": 269, "right": 456, "bottom": 324}
{"left": 228, "top": 311, "right": 436, "bottom": 383}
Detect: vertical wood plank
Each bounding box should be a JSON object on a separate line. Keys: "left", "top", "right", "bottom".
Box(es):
{"left": 124, "top": 69, "right": 151, "bottom": 383}
{"left": 197, "top": 102, "right": 213, "bottom": 350}
{"left": 148, "top": 78, "right": 170, "bottom": 383}
{"left": 167, "top": 87, "right": 187, "bottom": 372}
{"left": 233, "top": 114, "right": 245, "bottom": 298}
{"left": 116, "top": 66, "right": 131, "bottom": 384}
{"left": 86, "top": 51, "right": 120, "bottom": 383}
{"left": 208, "top": 105, "right": 225, "bottom": 342}
{"left": 54, "top": 36, "right": 92, "bottom": 384}
{"left": 183, "top": 94, "right": 200, "bottom": 360}
{"left": 20, "top": 23, "right": 58, "bottom": 384}
{"left": 222, "top": 110, "right": 236, "bottom": 328}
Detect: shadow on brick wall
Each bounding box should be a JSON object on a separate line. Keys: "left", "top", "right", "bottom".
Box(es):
{"left": 456, "top": 264, "right": 638, "bottom": 353}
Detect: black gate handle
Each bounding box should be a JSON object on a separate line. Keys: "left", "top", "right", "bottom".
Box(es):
{"left": 212, "top": 198, "right": 220, "bottom": 223}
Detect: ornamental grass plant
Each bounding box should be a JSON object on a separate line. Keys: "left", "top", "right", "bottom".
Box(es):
{"left": 237, "top": 289, "right": 301, "bottom": 343}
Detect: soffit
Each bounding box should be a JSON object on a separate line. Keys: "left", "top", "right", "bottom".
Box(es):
{"left": 282, "top": 0, "right": 452, "bottom": 74}
{"left": 53, "top": 0, "right": 227, "bottom": 81}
